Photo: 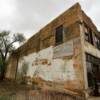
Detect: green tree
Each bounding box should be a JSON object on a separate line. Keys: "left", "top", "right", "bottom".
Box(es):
{"left": 0, "top": 31, "right": 25, "bottom": 80}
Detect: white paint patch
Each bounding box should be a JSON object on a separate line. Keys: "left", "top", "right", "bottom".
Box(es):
{"left": 53, "top": 41, "right": 73, "bottom": 58}
{"left": 17, "top": 45, "right": 76, "bottom": 82}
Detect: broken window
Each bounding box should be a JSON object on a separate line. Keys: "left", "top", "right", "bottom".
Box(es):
{"left": 84, "top": 26, "right": 89, "bottom": 41}
{"left": 84, "top": 24, "right": 93, "bottom": 45}
{"left": 94, "top": 35, "right": 100, "bottom": 50}
{"left": 86, "top": 53, "right": 100, "bottom": 90}
{"left": 55, "top": 25, "right": 63, "bottom": 45}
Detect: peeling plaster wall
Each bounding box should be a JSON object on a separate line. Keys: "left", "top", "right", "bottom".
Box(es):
{"left": 16, "top": 37, "right": 84, "bottom": 90}
{"left": 17, "top": 47, "right": 73, "bottom": 81}
{"left": 17, "top": 47, "right": 75, "bottom": 82}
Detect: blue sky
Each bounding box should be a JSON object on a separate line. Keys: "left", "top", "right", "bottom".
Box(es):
{"left": 0, "top": 0, "right": 99, "bottom": 39}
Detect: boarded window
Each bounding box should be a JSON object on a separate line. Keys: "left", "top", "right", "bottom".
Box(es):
{"left": 55, "top": 25, "right": 63, "bottom": 45}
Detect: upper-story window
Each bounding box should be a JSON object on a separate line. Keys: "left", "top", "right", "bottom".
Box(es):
{"left": 55, "top": 25, "right": 63, "bottom": 45}
{"left": 84, "top": 23, "right": 100, "bottom": 50}
{"left": 84, "top": 25, "right": 89, "bottom": 41}
{"left": 94, "top": 35, "right": 100, "bottom": 50}
{"left": 84, "top": 24, "right": 93, "bottom": 45}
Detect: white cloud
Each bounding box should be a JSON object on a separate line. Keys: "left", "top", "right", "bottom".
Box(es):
{"left": 0, "top": 0, "right": 99, "bottom": 39}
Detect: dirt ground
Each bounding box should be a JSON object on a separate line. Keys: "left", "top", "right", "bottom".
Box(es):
{"left": 0, "top": 80, "right": 28, "bottom": 95}
{"left": 0, "top": 80, "right": 100, "bottom": 100}
{"left": 0, "top": 80, "right": 85, "bottom": 100}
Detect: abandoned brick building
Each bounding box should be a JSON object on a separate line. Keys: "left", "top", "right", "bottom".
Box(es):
{"left": 5, "top": 3, "right": 100, "bottom": 97}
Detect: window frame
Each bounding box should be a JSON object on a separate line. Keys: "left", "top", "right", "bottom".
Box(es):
{"left": 55, "top": 25, "right": 64, "bottom": 45}
{"left": 94, "top": 34, "right": 100, "bottom": 50}
{"left": 84, "top": 24, "right": 94, "bottom": 45}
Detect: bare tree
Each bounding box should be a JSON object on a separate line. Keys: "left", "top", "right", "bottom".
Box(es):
{"left": 0, "top": 31, "right": 25, "bottom": 80}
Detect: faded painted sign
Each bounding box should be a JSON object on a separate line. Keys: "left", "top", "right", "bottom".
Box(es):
{"left": 53, "top": 41, "right": 73, "bottom": 58}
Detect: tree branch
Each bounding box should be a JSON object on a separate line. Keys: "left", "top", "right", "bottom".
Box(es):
{"left": 7, "top": 40, "right": 17, "bottom": 48}
{"left": 0, "top": 49, "right": 4, "bottom": 61}
{"left": 2, "top": 36, "right": 7, "bottom": 49}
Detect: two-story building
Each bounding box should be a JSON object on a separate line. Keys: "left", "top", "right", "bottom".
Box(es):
{"left": 5, "top": 3, "right": 100, "bottom": 97}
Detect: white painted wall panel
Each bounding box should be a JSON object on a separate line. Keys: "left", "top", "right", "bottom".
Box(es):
{"left": 17, "top": 43, "right": 76, "bottom": 82}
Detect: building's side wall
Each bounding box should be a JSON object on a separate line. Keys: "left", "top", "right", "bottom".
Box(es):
{"left": 81, "top": 25, "right": 100, "bottom": 98}
{"left": 79, "top": 11, "right": 100, "bottom": 98}
{"left": 82, "top": 11, "right": 100, "bottom": 58}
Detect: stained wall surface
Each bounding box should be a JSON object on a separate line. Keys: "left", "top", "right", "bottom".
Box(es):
{"left": 16, "top": 37, "right": 84, "bottom": 90}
